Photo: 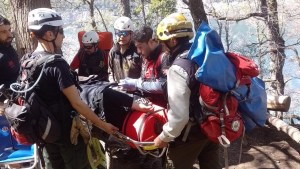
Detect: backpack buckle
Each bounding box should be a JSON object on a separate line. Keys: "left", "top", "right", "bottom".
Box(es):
{"left": 218, "top": 135, "right": 230, "bottom": 147}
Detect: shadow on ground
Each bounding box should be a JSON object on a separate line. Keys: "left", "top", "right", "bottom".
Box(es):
{"left": 219, "top": 123, "right": 300, "bottom": 169}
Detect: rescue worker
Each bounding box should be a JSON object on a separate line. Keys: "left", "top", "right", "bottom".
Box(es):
{"left": 108, "top": 16, "right": 142, "bottom": 83}
{"left": 0, "top": 15, "right": 20, "bottom": 88}
{"left": 26, "top": 8, "right": 152, "bottom": 169}
{"left": 106, "top": 17, "right": 162, "bottom": 169}
{"left": 153, "top": 13, "right": 222, "bottom": 169}
{"left": 70, "top": 30, "right": 108, "bottom": 81}
{"left": 119, "top": 26, "right": 170, "bottom": 108}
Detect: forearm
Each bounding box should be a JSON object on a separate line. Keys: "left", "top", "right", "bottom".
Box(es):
{"left": 136, "top": 78, "right": 166, "bottom": 94}
{"left": 63, "top": 85, "right": 111, "bottom": 132}
{"left": 159, "top": 65, "right": 191, "bottom": 142}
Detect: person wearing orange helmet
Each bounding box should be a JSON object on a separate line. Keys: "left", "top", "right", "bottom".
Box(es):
{"left": 154, "top": 13, "right": 221, "bottom": 169}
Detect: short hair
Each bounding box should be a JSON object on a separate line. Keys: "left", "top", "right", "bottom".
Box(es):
{"left": 0, "top": 14, "right": 11, "bottom": 26}
{"left": 30, "top": 25, "right": 58, "bottom": 38}
{"left": 132, "top": 26, "right": 154, "bottom": 43}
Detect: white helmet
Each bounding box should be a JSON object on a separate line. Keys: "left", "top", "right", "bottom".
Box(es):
{"left": 82, "top": 31, "right": 99, "bottom": 44}
{"left": 28, "top": 8, "right": 63, "bottom": 30}
{"left": 113, "top": 16, "right": 133, "bottom": 31}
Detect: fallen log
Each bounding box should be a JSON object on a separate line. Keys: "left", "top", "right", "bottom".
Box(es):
{"left": 267, "top": 95, "right": 291, "bottom": 112}
{"left": 268, "top": 115, "right": 300, "bottom": 144}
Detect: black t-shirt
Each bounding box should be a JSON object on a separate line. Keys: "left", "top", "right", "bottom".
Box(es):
{"left": 29, "top": 51, "right": 76, "bottom": 143}
{"left": 0, "top": 45, "right": 20, "bottom": 87}
{"left": 34, "top": 56, "right": 75, "bottom": 105}
{"left": 78, "top": 49, "right": 108, "bottom": 81}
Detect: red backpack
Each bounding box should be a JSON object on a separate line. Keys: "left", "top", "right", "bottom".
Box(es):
{"left": 198, "top": 52, "right": 259, "bottom": 146}
{"left": 226, "top": 52, "right": 259, "bottom": 87}
{"left": 199, "top": 84, "right": 244, "bottom": 146}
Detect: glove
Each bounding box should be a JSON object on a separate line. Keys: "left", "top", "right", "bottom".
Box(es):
{"left": 70, "top": 115, "right": 91, "bottom": 145}
{"left": 119, "top": 78, "right": 138, "bottom": 92}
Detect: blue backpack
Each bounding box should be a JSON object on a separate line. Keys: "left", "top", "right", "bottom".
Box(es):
{"left": 188, "top": 22, "right": 267, "bottom": 132}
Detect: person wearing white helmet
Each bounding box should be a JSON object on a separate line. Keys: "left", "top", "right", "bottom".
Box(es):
{"left": 27, "top": 8, "right": 118, "bottom": 169}
{"left": 108, "top": 16, "right": 142, "bottom": 83}
{"left": 107, "top": 17, "right": 160, "bottom": 169}
{"left": 70, "top": 30, "right": 108, "bottom": 81}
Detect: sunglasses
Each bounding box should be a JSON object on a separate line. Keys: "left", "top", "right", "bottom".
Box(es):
{"left": 115, "top": 30, "right": 130, "bottom": 37}
{"left": 83, "top": 45, "right": 93, "bottom": 49}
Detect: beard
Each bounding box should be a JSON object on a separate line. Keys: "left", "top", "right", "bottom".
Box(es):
{"left": 0, "top": 37, "right": 13, "bottom": 46}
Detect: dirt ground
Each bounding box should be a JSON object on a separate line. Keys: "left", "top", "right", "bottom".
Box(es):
{"left": 199, "top": 123, "right": 300, "bottom": 169}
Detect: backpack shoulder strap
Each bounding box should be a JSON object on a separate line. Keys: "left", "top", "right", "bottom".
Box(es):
{"left": 16, "top": 53, "right": 68, "bottom": 93}
{"left": 172, "top": 55, "right": 202, "bottom": 122}
{"left": 172, "top": 57, "right": 198, "bottom": 90}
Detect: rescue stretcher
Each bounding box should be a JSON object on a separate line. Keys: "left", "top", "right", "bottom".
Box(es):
{"left": 79, "top": 80, "right": 169, "bottom": 157}
{"left": 112, "top": 103, "right": 168, "bottom": 158}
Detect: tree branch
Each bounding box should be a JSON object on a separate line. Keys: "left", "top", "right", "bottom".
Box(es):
{"left": 286, "top": 47, "right": 300, "bottom": 68}
{"left": 83, "top": 0, "right": 91, "bottom": 5}
{"left": 284, "top": 76, "right": 300, "bottom": 85}
{"left": 94, "top": 5, "right": 108, "bottom": 31}
{"left": 207, "top": 12, "right": 265, "bottom": 22}
{"left": 182, "top": 0, "right": 188, "bottom": 5}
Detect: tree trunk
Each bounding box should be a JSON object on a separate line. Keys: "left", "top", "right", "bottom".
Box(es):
{"left": 121, "top": 0, "right": 131, "bottom": 18}
{"left": 260, "top": 0, "right": 286, "bottom": 95}
{"left": 88, "top": 0, "right": 97, "bottom": 30}
{"left": 9, "top": 0, "right": 51, "bottom": 57}
{"left": 141, "top": 0, "right": 146, "bottom": 25}
{"left": 187, "top": 0, "right": 208, "bottom": 30}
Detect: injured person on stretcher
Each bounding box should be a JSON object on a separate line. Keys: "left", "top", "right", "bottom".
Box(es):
{"left": 78, "top": 77, "right": 168, "bottom": 156}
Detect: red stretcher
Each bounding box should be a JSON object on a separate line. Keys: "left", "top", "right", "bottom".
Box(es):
{"left": 113, "top": 104, "right": 168, "bottom": 157}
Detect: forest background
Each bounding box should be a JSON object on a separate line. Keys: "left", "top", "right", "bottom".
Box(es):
{"left": 1, "top": 0, "right": 300, "bottom": 124}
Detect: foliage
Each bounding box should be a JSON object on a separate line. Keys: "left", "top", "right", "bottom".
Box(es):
{"left": 0, "top": 0, "right": 12, "bottom": 20}
{"left": 147, "top": 0, "right": 176, "bottom": 26}
{"left": 132, "top": 0, "right": 176, "bottom": 27}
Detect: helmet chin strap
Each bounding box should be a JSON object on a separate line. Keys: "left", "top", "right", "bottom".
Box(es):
{"left": 40, "top": 27, "right": 60, "bottom": 54}
{"left": 164, "top": 41, "right": 177, "bottom": 53}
